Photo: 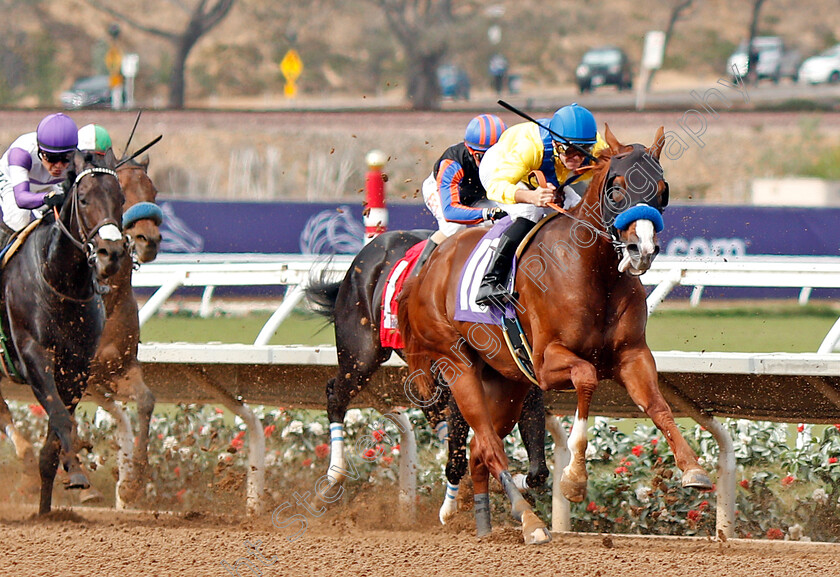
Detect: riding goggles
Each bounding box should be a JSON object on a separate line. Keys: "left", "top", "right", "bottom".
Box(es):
{"left": 40, "top": 150, "right": 74, "bottom": 164}
{"left": 553, "top": 141, "right": 594, "bottom": 158}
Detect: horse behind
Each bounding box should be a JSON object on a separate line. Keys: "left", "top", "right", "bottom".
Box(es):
{"left": 399, "top": 125, "right": 712, "bottom": 544}
{"left": 84, "top": 154, "right": 162, "bottom": 505}
{"left": 0, "top": 150, "right": 125, "bottom": 514}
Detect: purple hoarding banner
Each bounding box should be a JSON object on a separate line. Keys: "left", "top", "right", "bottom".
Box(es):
{"left": 159, "top": 200, "right": 840, "bottom": 258}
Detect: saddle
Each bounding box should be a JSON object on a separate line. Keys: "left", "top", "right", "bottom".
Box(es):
{"left": 1, "top": 218, "right": 42, "bottom": 268}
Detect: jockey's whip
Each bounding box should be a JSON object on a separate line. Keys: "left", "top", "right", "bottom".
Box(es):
{"left": 122, "top": 110, "right": 143, "bottom": 158}
{"left": 115, "top": 135, "right": 162, "bottom": 169}
{"left": 496, "top": 100, "right": 598, "bottom": 163}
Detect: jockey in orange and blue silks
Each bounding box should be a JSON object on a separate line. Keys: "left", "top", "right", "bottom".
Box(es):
{"left": 417, "top": 114, "right": 509, "bottom": 270}
{"left": 0, "top": 113, "right": 79, "bottom": 246}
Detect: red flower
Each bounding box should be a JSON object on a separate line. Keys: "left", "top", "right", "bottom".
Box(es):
{"left": 835, "top": 424, "right": 840, "bottom": 431}
{"left": 263, "top": 424, "right": 276, "bottom": 438}
{"left": 214, "top": 408, "right": 224, "bottom": 415}
{"left": 391, "top": 444, "right": 400, "bottom": 454}
{"left": 586, "top": 501, "right": 598, "bottom": 513}
{"left": 797, "top": 424, "right": 805, "bottom": 433}
{"left": 302, "top": 458, "right": 312, "bottom": 467}
{"left": 766, "top": 528, "right": 784, "bottom": 540}
{"left": 739, "top": 480, "right": 750, "bottom": 489}
{"left": 315, "top": 443, "right": 330, "bottom": 459}
{"left": 699, "top": 500, "right": 709, "bottom": 510}
{"left": 174, "top": 466, "right": 181, "bottom": 477}
{"left": 363, "top": 448, "right": 376, "bottom": 460}
{"left": 372, "top": 428, "right": 386, "bottom": 442}
{"left": 614, "top": 466, "right": 629, "bottom": 475}
{"left": 381, "top": 456, "right": 393, "bottom": 466}
{"left": 175, "top": 489, "right": 187, "bottom": 503}
{"left": 829, "top": 457, "right": 838, "bottom": 464}
{"left": 687, "top": 510, "right": 701, "bottom": 522}
{"left": 631, "top": 445, "right": 644, "bottom": 457}
{"left": 781, "top": 475, "right": 795, "bottom": 487}
{"left": 650, "top": 439, "right": 658, "bottom": 446}
{"left": 230, "top": 430, "right": 246, "bottom": 451}
{"left": 28, "top": 404, "right": 46, "bottom": 418}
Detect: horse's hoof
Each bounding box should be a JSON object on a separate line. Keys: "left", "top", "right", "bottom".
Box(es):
{"left": 682, "top": 468, "right": 714, "bottom": 491}
{"left": 559, "top": 475, "right": 587, "bottom": 503}
{"left": 66, "top": 473, "right": 90, "bottom": 490}
{"left": 79, "top": 488, "right": 103, "bottom": 503}
{"left": 439, "top": 499, "right": 458, "bottom": 525}
{"left": 521, "top": 510, "right": 552, "bottom": 545}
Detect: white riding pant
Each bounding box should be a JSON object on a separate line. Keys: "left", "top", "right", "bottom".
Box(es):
{"left": 0, "top": 170, "right": 52, "bottom": 231}
{"left": 422, "top": 173, "right": 494, "bottom": 237}
{"left": 478, "top": 144, "right": 581, "bottom": 224}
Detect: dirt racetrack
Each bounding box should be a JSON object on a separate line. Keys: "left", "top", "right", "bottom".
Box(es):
{"left": 2, "top": 503, "right": 839, "bottom": 577}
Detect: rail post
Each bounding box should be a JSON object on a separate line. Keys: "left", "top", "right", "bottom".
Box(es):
{"left": 364, "top": 150, "right": 388, "bottom": 245}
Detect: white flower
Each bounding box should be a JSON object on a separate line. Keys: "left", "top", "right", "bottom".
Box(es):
{"left": 512, "top": 446, "right": 527, "bottom": 462}
{"left": 283, "top": 448, "right": 296, "bottom": 461}
{"left": 812, "top": 488, "right": 829, "bottom": 505}
{"left": 162, "top": 436, "right": 178, "bottom": 451}
{"left": 93, "top": 407, "right": 115, "bottom": 428}
{"left": 307, "top": 422, "right": 325, "bottom": 436}
{"left": 345, "top": 409, "right": 363, "bottom": 426}
{"left": 282, "top": 420, "right": 304, "bottom": 437}
{"left": 585, "top": 445, "right": 597, "bottom": 459}
{"left": 635, "top": 485, "right": 651, "bottom": 503}
{"left": 178, "top": 447, "right": 191, "bottom": 459}
{"left": 265, "top": 452, "right": 278, "bottom": 468}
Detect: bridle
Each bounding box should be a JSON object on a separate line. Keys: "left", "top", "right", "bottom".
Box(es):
{"left": 54, "top": 166, "right": 124, "bottom": 266}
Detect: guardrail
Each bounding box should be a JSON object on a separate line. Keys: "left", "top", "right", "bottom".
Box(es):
{"left": 134, "top": 254, "right": 840, "bottom": 351}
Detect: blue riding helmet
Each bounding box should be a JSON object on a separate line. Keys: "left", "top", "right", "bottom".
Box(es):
{"left": 548, "top": 103, "right": 596, "bottom": 145}
{"left": 464, "top": 114, "right": 507, "bottom": 152}
{"left": 37, "top": 113, "right": 79, "bottom": 153}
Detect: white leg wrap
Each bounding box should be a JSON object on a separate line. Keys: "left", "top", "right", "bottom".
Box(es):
{"left": 512, "top": 472, "right": 529, "bottom": 492}
{"left": 439, "top": 482, "right": 460, "bottom": 525}
{"left": 328, "top": 422, "right": 345, "bottom": 484}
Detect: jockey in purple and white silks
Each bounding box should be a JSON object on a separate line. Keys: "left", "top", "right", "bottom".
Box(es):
{"left": 0, "top": 113, "right": 79, "bottom": 246}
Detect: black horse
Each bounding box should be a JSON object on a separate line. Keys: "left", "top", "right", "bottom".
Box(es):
{"left": 306, "top": 230, "right": 549, "bottom": 524}
{"left": 1, "top": 150, "right": 126, "bottom": 513}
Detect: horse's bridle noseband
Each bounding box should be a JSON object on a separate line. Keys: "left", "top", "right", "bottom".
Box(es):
{"left": 56, "top": 167, "right": 124, "bottom": 263}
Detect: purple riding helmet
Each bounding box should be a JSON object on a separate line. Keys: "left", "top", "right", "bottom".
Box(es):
{"left": 36, "top": 113, "right": 79, "bottom": 153}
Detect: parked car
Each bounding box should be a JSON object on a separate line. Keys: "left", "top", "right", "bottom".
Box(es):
{"left": 798, "top": 44, "right": 840, "bottom": 84}
{"left": 437, "top": 65, "right": 470, "bottom": 100}
{"left": 60, "top": 75, "right": 111, "bottom": 110}
{"left": 726, "top": 36, "right": 801, "bottom": 83}
{"left": 575, "top": 46, "right": 633, "bottom": 93}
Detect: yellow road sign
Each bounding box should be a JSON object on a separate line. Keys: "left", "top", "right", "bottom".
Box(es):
{"left": 280, "top": 49, "right": 303, "bottom": 81}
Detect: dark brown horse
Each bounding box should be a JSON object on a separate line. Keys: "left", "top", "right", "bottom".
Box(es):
{"left": 1, "top": 151, "right": 126, "bottom": 514}
{"left": 399, "top": 126, "right": 712, "bottom": 543}
{"left": 0, "top": 156, "right": 161, "bottom": 506}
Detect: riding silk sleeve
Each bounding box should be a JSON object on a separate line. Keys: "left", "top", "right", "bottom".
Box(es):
{"left": 436, "top": 159, "right": 484, "bottom": 224}
{"left": 2, "top": 134, "right": 65, "bottom": 209}
{"left": 483, "top": 123, "right": 545, "bottom": 205}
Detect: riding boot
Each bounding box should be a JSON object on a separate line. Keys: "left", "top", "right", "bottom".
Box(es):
{"left": 475, "top": 218, "right": 536, "bottom": 307}
{"left": 412, "top": 239, "right": 438, "bottom": 276}
{"left": 0, "top": 221, "right": 14, "bottom": 249}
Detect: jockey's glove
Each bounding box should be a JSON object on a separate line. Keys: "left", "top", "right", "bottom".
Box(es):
{"left": 482, "top": 207, "right": 508, "bottom": 222}
{"left": 44, "top": 190, "right": 66, "bottom": 208}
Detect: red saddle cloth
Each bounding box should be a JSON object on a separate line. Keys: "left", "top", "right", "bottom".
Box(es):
{"left": 379, "top": 240, "right": 427, "bottom": 349}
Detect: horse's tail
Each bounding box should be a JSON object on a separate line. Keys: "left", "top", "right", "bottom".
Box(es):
{"left": 397, "top": 275, "right": 436, "bottom": 401}
{"left": 304, "top": 267, "right": 342, "bottom": 324}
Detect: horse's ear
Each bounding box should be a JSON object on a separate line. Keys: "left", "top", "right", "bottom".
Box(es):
{"left": 104, "top": 148, "right": 117, "bottom": 169}
{"left": 72, "top": 150, "right": 85, "bottom": 173}
{"left": 648, "top": 126, "right": 665, "bottom": 161}
{"left": 604, "top": 123, "right": 622, "bottom": 154}
{"left": 138, "top": 154, "right": 150, "bottom": 170}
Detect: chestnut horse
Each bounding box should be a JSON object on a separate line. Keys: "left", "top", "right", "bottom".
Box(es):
{"left": 305, "top": 230, "right": 549, "bottom": 524}
{"left": 0, "top": 151, "right": 126, "bottom": 514}
{"left": 84, "top": 155, "right": 161, "bottom": 504}
{"left": 399, "top": 126, "right": 713, "bottom": 544}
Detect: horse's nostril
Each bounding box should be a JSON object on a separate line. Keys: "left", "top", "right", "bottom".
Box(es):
{"left": 627, "top": 244, "right": 639, "bottom": 255}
